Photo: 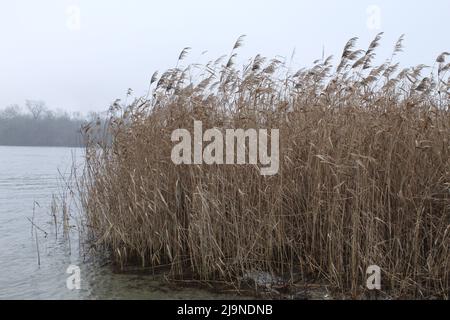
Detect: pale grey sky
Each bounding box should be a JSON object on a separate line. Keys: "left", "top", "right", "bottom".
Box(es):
{"left": 0, "top": 0, "right": 449, "bottom": 112}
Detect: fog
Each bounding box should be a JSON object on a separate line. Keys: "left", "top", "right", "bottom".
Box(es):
{"left": 1, "top": 0, "right": 449, "bottom": 112}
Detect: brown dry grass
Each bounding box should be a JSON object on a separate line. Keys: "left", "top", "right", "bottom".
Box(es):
{"left": 80, "top": 35, "right": 450, "bottom": 299}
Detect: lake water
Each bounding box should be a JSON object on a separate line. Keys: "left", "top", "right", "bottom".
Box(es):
{"left": 0, "top": 146, "right": 241, "bottom": 300}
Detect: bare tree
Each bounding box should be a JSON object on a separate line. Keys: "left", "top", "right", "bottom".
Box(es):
{"left": 0, "top": 104, "right": 21, "bottom": 119}
{"left": 25, "top": 100, "right": 46, "bottom": 120}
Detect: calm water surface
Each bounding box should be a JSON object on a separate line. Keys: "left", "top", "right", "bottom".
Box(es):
{"left": 0, "top": 146, "right": 240, "bottom": 299}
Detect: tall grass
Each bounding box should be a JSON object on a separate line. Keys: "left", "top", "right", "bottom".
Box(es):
{"left": 80, "top": 35, "right": 450, "bottom": 299}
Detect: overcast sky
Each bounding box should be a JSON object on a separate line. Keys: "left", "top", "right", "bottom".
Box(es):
{"left": 0, "top": 0, "right": 449, "bottom": 113}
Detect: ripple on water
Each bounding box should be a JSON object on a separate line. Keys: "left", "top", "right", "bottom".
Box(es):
{"left": 0, "top": 146, "right": 245, "bottom": 300}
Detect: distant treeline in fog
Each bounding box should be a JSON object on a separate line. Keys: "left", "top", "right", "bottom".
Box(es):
{"left": 0, "top": 100, "right": 99, "bottom": 147}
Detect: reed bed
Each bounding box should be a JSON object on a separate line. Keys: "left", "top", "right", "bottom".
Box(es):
{"left": 80, "top": 35, "right": 450, "bottom": 299}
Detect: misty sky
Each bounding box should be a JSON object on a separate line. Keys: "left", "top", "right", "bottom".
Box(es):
{"left": 0, "top": 0, "right": 449, "bottom": 113}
